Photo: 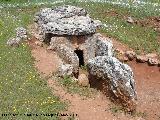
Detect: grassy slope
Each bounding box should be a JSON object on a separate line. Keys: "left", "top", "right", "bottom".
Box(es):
{"left": 68, "top": 1, "right": 160, "bottom": 55}
{"left": 0, "top": 6, "right": 66, "bottom": 120}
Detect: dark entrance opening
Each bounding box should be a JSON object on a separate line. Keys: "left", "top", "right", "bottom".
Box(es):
{"left": 74, "top": 50, "right": 84, "bottom": 67}
{"left": 44, "top": 33, "right": 54, "bottom": 44}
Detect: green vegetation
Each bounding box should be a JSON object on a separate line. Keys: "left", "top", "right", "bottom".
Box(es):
{"left": 109, "top": 103, "right": 147, "bottom": 118}
{"left": 67, "top": 1, "right": 160, "bottom": 55}
{"left": 59, "top": 76, "right": 97, "bottom": 98}
{"left": 0, "top": 5, "right": 66, "bottom": 120}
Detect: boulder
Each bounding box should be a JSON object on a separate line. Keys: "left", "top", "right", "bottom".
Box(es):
{"left": 53, "top": 44, "right": 79, "bottom": 75}
{"left": 78, "top": 74, "right": 89, "bottom": 87}
{"left": 88, "top": 56, "right": 137, "bottom": 110}
{"left": 35, "top": 5, "right": 100, "bottom": 36}
{"left": 58, "top": 64, "right": 74, "bottom": 77}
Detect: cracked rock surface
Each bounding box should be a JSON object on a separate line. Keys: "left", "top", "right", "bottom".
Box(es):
{"left": 88, "top": 56, "right": 137, "bottom": 109}
{"left": 35, "top": 5, "right": 100, "bottom": 35}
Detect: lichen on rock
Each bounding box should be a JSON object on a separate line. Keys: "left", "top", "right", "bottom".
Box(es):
{"left": 35, "top": 5, "right": 100, "bottom": 36}
{"left": 87, "top": 56, "right": 137, "bottom": 110}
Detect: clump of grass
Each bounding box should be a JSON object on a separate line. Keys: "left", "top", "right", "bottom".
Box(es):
{"left": 58, "top": 75, "right": 97, "bottom": 98}
{"left": 80, "top": 65, "right": 87, "bottom": 71}
{"left": 132, "top": 111, "right": 147, "bottom": 118}
{"left": 109, "top": 104, "right": 147, "bottom": 119}
{"left": 109, "top": 104, "right": 124, "bottom": 114}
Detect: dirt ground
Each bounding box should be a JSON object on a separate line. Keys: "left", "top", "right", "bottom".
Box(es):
{"left": 29, "top": 37, "right": 160, "bottom": 120}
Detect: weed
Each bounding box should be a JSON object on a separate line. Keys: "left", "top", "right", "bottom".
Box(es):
{"left": 59, "top": 75, "right": 97, "bottom": 98}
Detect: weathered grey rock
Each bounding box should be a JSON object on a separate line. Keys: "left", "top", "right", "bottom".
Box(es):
{"left": 7, "top": 27, "right": 28, "bottom": 47}
{"left": 35, "top": 5, "right": 100, "bottom": 36}
{"left": 79, "top": 34, "right": 97, "bottom": 64}
{"left": 93, "top": 20, "right": 103, "bottom": 28}
{"left": 53, "top": 44, "right": 79, "bottom": 74}
{"left": 78, "top": 74, "right": 89, "bottom": 87}
{"left": 95, "top": 33, "right": 113, "bottom": 57}
{"left": 136, "top": 55, "right": 148, "bottom": 63}
{"left": 125, "top": 51, "right": 136, "bottom": 60}
{"left": 7, "top": 37, "right": 21, "bottom": 47}
{"left": 148, "top": 58, "right": 159, "bottom": 66}
{"left": 16, "top": 27, "right": 28, "bottom": 40}
{"left": 58, "top": 64, "right": 74, "bottom": 77}
{"left": 50, "top": 36, "right": 71, "bottom": 49}
{"left": 88, "top": 56, "right": 137, "bottom": 103}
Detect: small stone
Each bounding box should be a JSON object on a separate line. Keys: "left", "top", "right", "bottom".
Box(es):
{"left": 35, "top": 41, "right": 43, "bottom": 47}
{"left": 16, "top": 27, "right": 28, "bottom": 40}
{"left": 118, "top": 55, "right": 129, "bottom": 62}
{"left": 125, "top": 51, "right": 136, "bottom": 60}
{"left": 127, "top": 17, "right": 134, "bottom": 24}
{"left": 115, "top": 48, "right": 124, "bottom": 55}
{"left": 136, "top": 55, "right": 148, "bottom": 63}
{"left": 94, "top": 20, "right": 103, "bottom": 28}
{"left": 78, "top": 74, "right": 89, "bottom": 87}
{"left": 148, "top": 58, "right": 159, "bottom": 66}
{"left": 7, "top": 37, "right": 21, "bottom": 47}
{"left": 58, "top": 64, "right": 74, "bottom": 77}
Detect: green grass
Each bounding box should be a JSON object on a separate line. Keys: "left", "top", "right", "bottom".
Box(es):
{"left": 58, "top": 76, "right": 97, "bottom": 98}
{"left": 65, "top": 1, "right": 160, "bottom": 55}
{"left": 67, "top": 1, "right": 160, "bottom": 55}
{"left": 0, "top": 6, "right": 66, "bottom": 120}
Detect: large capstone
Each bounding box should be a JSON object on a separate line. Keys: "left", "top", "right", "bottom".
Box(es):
{"left": 88, "top": 56, "right": 137, "bottom": 110}
{"left": 35, "top": 5, "right": 100, "bottom": 35}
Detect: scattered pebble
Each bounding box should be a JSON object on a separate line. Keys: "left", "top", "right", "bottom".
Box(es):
{"left": 78, "top": 74, "right": 89, "bottom": 87}
{"left": 35, "top": 41, "right": 43, "bottom": 47}
{"left": 136, "top": 55, "right": 148, "bottom": 63}
{"left": 125, "top": 51, "right": 136, "bottom": 60}
{"left": 148, "top": 58, "right": 159, "bottom": 66}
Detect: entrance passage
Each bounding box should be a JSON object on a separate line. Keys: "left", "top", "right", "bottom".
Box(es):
{"left": 74, "top": 50, "right": 84, "bottom": 67}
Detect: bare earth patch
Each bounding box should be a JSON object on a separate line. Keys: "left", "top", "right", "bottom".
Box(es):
{"left": 128, "top": 61, "right": 160, "bottom": 120}
{"left": 28, "top": 37, "right": 62, "bottom": 77}
{"left": 29, "top": 37, "right": 160, "bottom": 120}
